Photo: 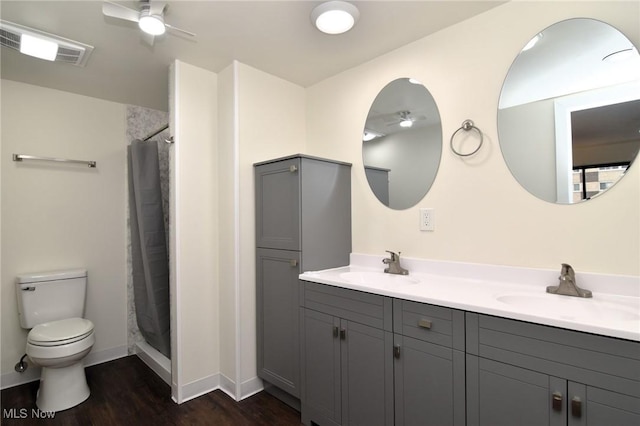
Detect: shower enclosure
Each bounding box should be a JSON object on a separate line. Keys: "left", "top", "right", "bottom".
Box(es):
{"left": 126, "top": 106, "right": 172, "bottom": 383}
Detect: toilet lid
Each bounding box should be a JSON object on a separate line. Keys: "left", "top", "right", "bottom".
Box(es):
{"left": 28, "top": 318, "right": 94, "bottom": 346}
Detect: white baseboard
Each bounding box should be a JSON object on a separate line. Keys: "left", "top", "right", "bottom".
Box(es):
{"left": 240, "top": 376, "right": 263, "bottom": 400}
{"left": 0, "top": 345, "right": 128, "bottom": 390}
{"left": 179, "top": 373, "right": 221, "bottom": 403}
{"left": 218, "top": 373, "right": 237, "bottom": 400}
{"left": 174, "top": 374, "right": 262, "bottom": 404}
{"left": 85, "top": 345, "right": 128, "bottom": 368}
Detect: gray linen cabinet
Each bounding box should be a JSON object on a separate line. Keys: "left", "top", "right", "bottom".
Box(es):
{"left": 255, "top": 155, "right": 352, "bottom": 405}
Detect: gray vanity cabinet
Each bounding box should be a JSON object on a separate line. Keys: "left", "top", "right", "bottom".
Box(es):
{"left": 255, "top": 155, "right": 351, "bottom": 403}
{"left": 466, "top": 313, "right": 640, "bottom": 426}
{"left": 393, "top": 300, "right": 466, "bottom": 426}
{"left": 300, "top": 281, "right": 394, "bottom": 426}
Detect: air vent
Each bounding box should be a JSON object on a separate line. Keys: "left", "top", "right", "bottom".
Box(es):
{"left": 0, "top": 28, "right": 20, "bottom": 50}
{"left": 0, "top": 20, "right": 93, "bottom": 67}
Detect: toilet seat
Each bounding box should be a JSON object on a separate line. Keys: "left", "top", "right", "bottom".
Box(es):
{"left": 28, "top": 318, "right": 94, "bottom": 347}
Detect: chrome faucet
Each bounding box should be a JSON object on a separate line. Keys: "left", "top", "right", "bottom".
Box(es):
{"left": 382, "top": 250, "right": 409, "bottom": 275}
{"left": 546, "top": 263, "right": 592, "bottom": 298}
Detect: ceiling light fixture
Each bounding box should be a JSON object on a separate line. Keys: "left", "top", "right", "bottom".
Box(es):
{"left": 0, "top": 20, "right": 94, "bottom": 66}
{"left": 19, "top": 33, "right": 58, "bottom": 61}
{"left": 138, "top": 10, "right": 166, "bottom": 36}
{"left": 311, "top": 1, "right": 359, "bottom": 35}
{"left": 398, "top": 111, "right": 413, "bottom": 128}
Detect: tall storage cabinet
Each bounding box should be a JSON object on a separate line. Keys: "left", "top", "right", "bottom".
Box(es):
{"left": 255, "top": 154, "right": 352, "bottom": 404}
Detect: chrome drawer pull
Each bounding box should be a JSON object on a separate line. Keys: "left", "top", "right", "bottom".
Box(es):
{"left": 571, "top": 397, "right": 582, "bottom": 418}
{"left": 552, "top": 392, "right": 563, "bottom": 411}
{"left": 289, "top": 259, "right": 298, "bottom": 267}
{"left": 418, "top": 319, "right": 432, "bottom": 329}
{"left": 289, "top": 165, "right": 298, "bottom": 173}
{"left": 394, "top": 344, "right": 401, "bottom": 359}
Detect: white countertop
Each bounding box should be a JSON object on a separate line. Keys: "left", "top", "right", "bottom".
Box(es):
{"left": 299, "top": 254, "right": 640, "bottom": 342}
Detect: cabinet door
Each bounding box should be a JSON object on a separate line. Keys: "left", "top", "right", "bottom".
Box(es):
{"left": 256, "top": 248, "right": 301, "bottom": 397}
{"left": 255, "top": 158, "right": 300, "bottom": 250}
{"left": 394, "top": 335, "right": 465, "bottom": 426}
{"left": 301, "top": 308, "right": 342, "bottom": 426}
{"left": 569, "top": 383, "right": 640, "bottom": 426}
{"left": 467, "top": 355, "right": 566, "bottom": 426}
{"left": 341, "top": 320, "right": 394, "bottom": 426}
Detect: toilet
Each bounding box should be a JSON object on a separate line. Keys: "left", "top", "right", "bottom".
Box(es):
{"left": 16, "top": 269, "right": 95, "bottom": 412}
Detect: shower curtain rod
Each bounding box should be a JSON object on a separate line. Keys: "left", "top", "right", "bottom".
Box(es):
{"left": 143, "top": 124, "right": 170, "bottom": 142}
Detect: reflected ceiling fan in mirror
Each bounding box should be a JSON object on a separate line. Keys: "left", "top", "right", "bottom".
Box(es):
{"left": 102, "top": 1, "right": 195, "bottom": 44}
{"left": 367, "top": 110, "right": 427, "bottom": 133}
{"left": 388, "top": 110, "right": 427, "bottom": 128}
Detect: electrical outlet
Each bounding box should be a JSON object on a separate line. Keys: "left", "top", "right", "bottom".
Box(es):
{"left": 419, "top": 208, "right": 435, "bottom": 231}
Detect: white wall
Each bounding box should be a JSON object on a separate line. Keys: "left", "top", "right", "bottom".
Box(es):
{"left": 171, "top": 60, "right": 219, "bottom": 401}
{"left": 306, "top": 1, "right": 640, "bottom": 276}
{"left": 1, "top": 80, "right": 128, "bottom": 383}
{"left": 236, "top": 62, "right": 306, "bottom": 392}
{"left": 217, "top": 63, "right": 238, "bottom": 395}
{"left": 207, "top": 61, "right": 306, "bottom": 400}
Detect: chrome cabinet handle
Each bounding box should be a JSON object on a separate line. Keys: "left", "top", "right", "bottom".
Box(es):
{"left": 289, "top": 259, "right": 298, "bottom": 267}
{"left": 571, "top": 396, "right": 582, "bottom": 418}
{"left": 340, "top": 329, "right": 346, "bottom": 340}
{"left": 21, "top": 286, "right": 35, "bottom": 292}
{"left": 333, "top": 326, "right": 339, "bottom": 338}
{"left": 418, "top": 318, "right": 432, "bottom": 329}
{"left": 552, "top": 392, "right": 563, "bottom": 411}
{"left": 289, "top": 165, "right": 298, "bottom": 173}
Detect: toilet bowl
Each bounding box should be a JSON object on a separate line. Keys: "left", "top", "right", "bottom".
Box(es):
{"left": 26, "top": 317, "right": 95, "bottom": 412}
{"left": 16, "top": 269, "right": 95, "bottom": 412}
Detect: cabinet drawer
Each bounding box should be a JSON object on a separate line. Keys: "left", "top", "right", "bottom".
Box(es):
{"left": 466, "top": 313, "right": 640, "bottom": 398}
{"left": 301, "top": 281, "right": 392, "bottom": 331}
{"left": 393, "top": 299, "right": 465, "bottom": 350}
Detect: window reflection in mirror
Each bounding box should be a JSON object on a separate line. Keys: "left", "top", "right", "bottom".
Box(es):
{"left": 362, "top": 78, "right": 442, "bottom": 210}
{"left": 498, "top": 18, "right": 640, "bottom": 204}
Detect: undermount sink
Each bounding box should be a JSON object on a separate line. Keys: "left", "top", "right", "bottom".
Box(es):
{"left": 339, "top": 271, "right": 421, "bottom": 286}
{"left": 496, "top": 294, "right": 640, "bottom": 322}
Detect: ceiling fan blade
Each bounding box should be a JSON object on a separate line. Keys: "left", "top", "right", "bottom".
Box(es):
{"left": 164, "top": 23, "right": 196, "bottom": 37}
{"left": 148, "top": 1, "right": 167, "bottom": 16}
{"left": 102, "top": 1, "right": 140, "bottom": 22}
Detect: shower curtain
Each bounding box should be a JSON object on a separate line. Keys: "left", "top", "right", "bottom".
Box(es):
{"left": 128, "top": 140, "right": 171, "bottom": 358}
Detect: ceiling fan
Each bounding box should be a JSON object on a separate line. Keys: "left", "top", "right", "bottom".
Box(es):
{"left": 386, "top": 111, "right": 427, "bottom": 128}
{"left": 102, "top": 1, "right": 196, "bottom": 43}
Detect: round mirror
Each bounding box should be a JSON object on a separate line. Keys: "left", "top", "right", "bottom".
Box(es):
{"left": 362, "top": 78, "right": 442, "bottom": 210}
{"left": 498, "top": 18, "right": 640, "bottom": 204}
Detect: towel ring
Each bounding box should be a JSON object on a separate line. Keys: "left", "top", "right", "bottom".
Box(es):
{"left": 450, "top": 120, "right": 483, "bottom": 157}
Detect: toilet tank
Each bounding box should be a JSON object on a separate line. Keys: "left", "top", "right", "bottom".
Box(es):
{"left": 16, "top": 269, "right": 88, "bottom": 329}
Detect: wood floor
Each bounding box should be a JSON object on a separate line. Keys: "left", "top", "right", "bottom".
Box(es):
{"left": 1, "top": 356, "right": 302, "bottom": 425}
